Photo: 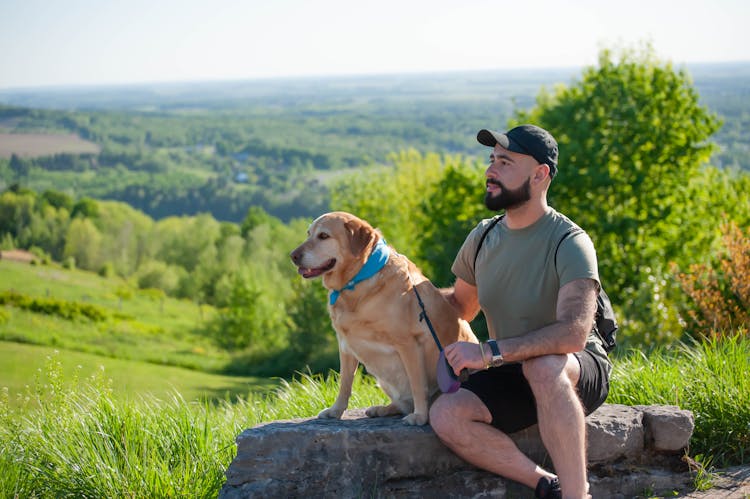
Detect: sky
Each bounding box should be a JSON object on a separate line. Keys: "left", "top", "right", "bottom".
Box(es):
{"left": 1, "top": 0, "right": 749, "bottom": 90}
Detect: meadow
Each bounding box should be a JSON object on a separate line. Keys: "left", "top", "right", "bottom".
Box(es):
{"left": 1, "top": 335, "right": 747, "bottom": 498}
{"left": 0, "top": 258, "right": 230, "bottom": 372}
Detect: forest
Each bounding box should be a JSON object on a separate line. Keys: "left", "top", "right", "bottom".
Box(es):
{"left": 1, "top": 47, "right": 749, "bottom": 377}
{"left": 1, "top": 59, "right": 749, "bottom": 223}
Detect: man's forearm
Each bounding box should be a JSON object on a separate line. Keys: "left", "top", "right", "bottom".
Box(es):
{"left": 497, "top": 321, "right": 589, "bottom": 363}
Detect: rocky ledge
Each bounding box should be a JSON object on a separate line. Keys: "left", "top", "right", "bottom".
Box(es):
{"left": 220, "top": 403, "right": 695, "bottom": 498}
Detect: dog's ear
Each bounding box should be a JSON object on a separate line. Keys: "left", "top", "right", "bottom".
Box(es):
{"left": 344, "top": 219, "right": 375, "bottom": 257}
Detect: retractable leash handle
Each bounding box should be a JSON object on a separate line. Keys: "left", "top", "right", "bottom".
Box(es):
{"left": 414, "top": 287, "right": 469, "bottom": 393}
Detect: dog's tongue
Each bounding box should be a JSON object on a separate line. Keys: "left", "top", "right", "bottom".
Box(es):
{"left": 299, "top": 267, "right": 322, "bottom": 278}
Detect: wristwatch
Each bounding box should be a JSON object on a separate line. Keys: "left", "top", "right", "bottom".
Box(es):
{"left": 486, "top": 339, "right": 504, "bottom": 367}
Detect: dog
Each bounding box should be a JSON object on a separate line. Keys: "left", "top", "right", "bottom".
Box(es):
{"left": 290, "top": 211, "right": 477, "bottom": 425}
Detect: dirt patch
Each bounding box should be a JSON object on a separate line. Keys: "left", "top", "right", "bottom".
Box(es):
{"left": 0, "top": 133, "right": 100, "bottom": 158}
{"left": 0, "top": 250, "right": 36, "bottom": 263}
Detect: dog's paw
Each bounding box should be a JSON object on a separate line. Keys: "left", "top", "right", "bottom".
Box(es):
{"left": 317, "top": 406, "right": 345, "bottom": 419}
{"left": 402, "top": 412, "right": 429, "bottom": 426}
{"left": 365, "top": 404, "right": 401, "bottom": 418}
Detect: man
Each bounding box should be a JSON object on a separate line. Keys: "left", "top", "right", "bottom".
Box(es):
{"left": 429, "top": 124, "right": 611, "bottom": 499}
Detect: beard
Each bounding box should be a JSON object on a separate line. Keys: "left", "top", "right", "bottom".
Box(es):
{"left": 484, "top": 176, "right": 532, "bottom": 211}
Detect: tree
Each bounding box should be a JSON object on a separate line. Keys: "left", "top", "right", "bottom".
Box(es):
{"left": 63, "top": 218, "right": 103, "bottom": 271}
{"left": 418, "top": 161, "right": 486, "bottom": 287}
{"left": 330, "top": 150, "right": 461, "bottom": 263}
{"left": 9, "top": 154, "right": 28, "bottom": 181}
{"left": 515, "top": 43, "right": 724, "bottom": 341}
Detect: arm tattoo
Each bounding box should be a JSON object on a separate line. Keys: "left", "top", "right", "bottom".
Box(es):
{"left": 557, "top": 278, "right": 599, "bottom": 333}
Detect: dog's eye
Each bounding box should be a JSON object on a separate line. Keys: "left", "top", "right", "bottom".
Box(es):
{"left": 318, "top": 233, "right": 330, "bottom": 240}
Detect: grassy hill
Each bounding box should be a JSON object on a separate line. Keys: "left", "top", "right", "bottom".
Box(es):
{"left": 0, "top": 341, "right": 277, "bottom": 409}
{"left": 0, "top": 258, "right": 278, "bottom": 404}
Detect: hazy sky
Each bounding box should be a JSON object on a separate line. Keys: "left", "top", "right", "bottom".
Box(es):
{"left": 1, "top": 0, "right": 748, "bottom": 89}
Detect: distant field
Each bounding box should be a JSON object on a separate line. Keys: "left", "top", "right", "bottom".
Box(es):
{"left": 0, "top": 341, "right": 278, "bottom": 408}
{"left": 0, "top": 132, "right": 100, "bottom": 158}
{"left": 0, "top": 258, "right": 228, "bottom": 372}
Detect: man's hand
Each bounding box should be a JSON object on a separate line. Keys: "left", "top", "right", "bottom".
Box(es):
{"left": 444, "top": 341, "right": 486, "bottom": 375}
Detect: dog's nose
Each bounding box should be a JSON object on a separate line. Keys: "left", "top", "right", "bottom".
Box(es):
{"left": 290, "top": 248, "right": 302, "bottom": 265}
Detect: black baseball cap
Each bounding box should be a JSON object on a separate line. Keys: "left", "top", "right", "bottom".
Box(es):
{"left": 477, "top": 124, "right": 558, "bottom": 177}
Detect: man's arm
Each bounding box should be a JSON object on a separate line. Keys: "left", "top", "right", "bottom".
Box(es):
{"left": 498, "top": 278, "right": 598, "bottom": 362}
{"left": 440, "top": 278, "right": 481, "bottom": 322}
{"left": 443, "top": 278, "right": 598, "bottom": 374}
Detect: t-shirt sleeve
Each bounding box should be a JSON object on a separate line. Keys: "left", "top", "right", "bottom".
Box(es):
{"left": 556, "top": 231, "right": 600, "bottom": 288}
{"left": 451, "top": 223, "right": 485, "bottom": 286}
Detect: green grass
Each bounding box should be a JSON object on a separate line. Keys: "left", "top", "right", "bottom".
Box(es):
{"left": 0, "top": 259, "right": 228, "bottom": 371}
{"left": 608, "top": 333, "right": 750, "bottom": 467}
{"left": 0, "top": 358, "right": 386, "bottom": 498}
{"left": 1, "top": 336, "right": 747, "bottom": 498}
{"left": 0, "top": 342, "right": 278, "bottom": 408}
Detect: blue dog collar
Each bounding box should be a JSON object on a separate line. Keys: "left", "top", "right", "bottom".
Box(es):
{"left": 329, "top": 238, "right": 390, "bottom": 305}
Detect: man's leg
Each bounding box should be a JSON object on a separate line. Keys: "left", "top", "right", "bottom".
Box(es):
{"left": 523, "top": 353, "right": 588, "bottom": 499}
{"left": 429, "top": 389, "right": 556, "bottom": 490}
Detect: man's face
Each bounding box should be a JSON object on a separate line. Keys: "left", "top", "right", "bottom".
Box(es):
{"left": 484, "top": 145, "right": 536, "bottom": 211}
{"left": 484, "top": 175, "right": 531, "bottom": 211}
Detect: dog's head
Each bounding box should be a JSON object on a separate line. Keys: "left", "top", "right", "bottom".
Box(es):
{"left": 290, "top": 211, "right": 378, "bottom": 289}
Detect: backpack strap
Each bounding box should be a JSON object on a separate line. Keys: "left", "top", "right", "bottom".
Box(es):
{"left": 554, "top": 227, "right": 584, "bottom": 270}
{"left": 473, "top": 214, "right": 504, "bottom": 270}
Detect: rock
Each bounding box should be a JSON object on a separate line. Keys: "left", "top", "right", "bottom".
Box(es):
{"left": 637, "top": 404, "right": 695, "bottom": 452}
{"left": 586, "top": 404, "right": 644, "bottom": 464}
{"left": 220, "top": 404, "right": 695, "bottom": 498}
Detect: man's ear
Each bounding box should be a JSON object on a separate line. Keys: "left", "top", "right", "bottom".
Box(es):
{"left": 534, "top": 163, "right": 551, "bottom": 183}
{"left": 344, "top": 219, "right": 375, "bottom": 256}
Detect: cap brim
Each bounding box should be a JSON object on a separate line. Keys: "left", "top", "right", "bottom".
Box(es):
{"left": 477, "top": 129, "right": 510, "bottom": 148}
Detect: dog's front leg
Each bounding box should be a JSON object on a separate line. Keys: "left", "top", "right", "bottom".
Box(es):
{"left": 397, "top": 341, "right": 430, "bottom": 426}
{"left": 318, "top": 346, "right": 358, "bottom": 420}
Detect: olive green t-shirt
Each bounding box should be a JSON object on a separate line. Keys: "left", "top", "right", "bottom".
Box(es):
{"left": 452, "top": 208, "right": 611, "bottom": 366}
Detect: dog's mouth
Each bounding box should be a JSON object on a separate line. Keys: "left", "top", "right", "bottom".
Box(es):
{"left": 297, "top": 258, "right": 336, "bottom": 278}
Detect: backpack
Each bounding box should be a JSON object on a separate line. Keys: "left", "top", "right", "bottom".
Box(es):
{"left": 473, "top": 215, "right": 618, "bottom": 353}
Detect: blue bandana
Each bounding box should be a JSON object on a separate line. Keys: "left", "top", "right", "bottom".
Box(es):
{"left": 329, "top": 238, "right": 390, "bottom": 306}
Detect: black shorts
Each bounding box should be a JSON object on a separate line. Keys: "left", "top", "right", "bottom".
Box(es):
{"left": 461, "top": 349, "right": 610, "bottom": 434}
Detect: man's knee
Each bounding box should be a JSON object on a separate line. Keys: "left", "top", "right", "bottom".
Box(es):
{"left": 522, "top": 354, "right": 578, "bottom": 388}
{"left": 429, "top": 394, "right": 455, "bottom": 437}
{"left": 429, "top": 390, "right": 490, "bottom": 443}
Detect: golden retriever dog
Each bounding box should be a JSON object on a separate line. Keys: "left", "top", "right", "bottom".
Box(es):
{"left": 290, "top": 211, "right": 477, "bottom": 425}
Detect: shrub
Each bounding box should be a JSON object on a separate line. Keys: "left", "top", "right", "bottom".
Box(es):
{"left": 98, "top": 261, "right": 116, "bottom": 278}
{"left": 673, "top": 222, "right": 750, "bottom": 337}
{"left": 0, "top": 291, "right": 110, "bottom": 322}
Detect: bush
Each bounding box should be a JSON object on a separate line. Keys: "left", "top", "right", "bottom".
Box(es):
{"left": 0, "top": 291, "right": 110, "bottom": 322}
{"left": 98, "top": 262, "right": 116, "bottom": 278}
{"left": 673, "top": 221, "right": 750, "bottom": 337}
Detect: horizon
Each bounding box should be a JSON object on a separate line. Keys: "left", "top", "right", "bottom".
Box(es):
{"left": 1, "top": 60, "right": 749, "bottom": 95}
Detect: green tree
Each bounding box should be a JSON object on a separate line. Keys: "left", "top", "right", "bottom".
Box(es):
{"left": 418, "top": 161, "right": 486, "bottom": 287}
{"left": 9, "top": 154, "right": 28, "bottom": 181}
{"left": 515, "top": 43, "right": 723, "bottom": 341}
{"left": 63, "top": 218, "right": 103, "bottom": 271}
{"left": 330, "top": 150, "right": 462, "bottom": 264}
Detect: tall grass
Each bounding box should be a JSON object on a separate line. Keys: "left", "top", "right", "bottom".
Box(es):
{"left": 1, "top": 336, "right": 748, "bottom": 497}
{"left": 608, "top": 332, "right": 750, "bottom": 467}
{"left": 0, "top": 354, "right": 387, "bottom": 498}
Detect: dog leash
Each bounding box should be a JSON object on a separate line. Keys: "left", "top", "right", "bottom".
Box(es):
{"left": 411, "top": 279, "right": 469, "bottom": 383}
